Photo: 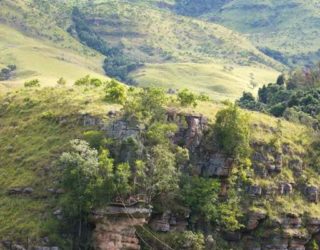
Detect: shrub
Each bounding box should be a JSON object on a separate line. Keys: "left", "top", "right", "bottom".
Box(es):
{"left": 83, "top": 130, "right": 106, "bottom": 149}
{"left": 182, "top": 176, "right": 220, "bottom": 222}
{"left": 57, "top": 77, "right": 67, "bottom": 86}
{"left": 24, "top": 79, "right": 40, "bottom": 88}
{"left": 214, "top": 104, "right": 250, "bottom": 158}
{"left": 105, "top": 80, "right": 127, "bottom": 104}
{"left": 177, "top": 88, "right": 198, "bottom": 107}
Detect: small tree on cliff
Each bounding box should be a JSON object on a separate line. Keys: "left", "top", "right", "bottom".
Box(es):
{"left": 213, "top": 103, "right": 250, "bottom": 159}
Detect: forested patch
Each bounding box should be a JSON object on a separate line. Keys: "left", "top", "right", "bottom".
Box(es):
{"left": 69, "top": 7, "right": 142, "bottom": 84}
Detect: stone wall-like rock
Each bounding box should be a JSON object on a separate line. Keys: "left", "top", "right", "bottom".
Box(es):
{"left": 91, "top": 206, "right": 151, "bottom": 250}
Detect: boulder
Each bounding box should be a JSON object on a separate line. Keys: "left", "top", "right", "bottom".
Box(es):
{"left": 279, "top": 183, "right": 293, "bottom": 195}
{"left": 23, "top": 187, "right": 34, "bottom": 194}
{"left": 149, "top": 211, "right": 171, "bottom": 232}
{"left": 305, "top": 186, "right": 318, "bottom": 203}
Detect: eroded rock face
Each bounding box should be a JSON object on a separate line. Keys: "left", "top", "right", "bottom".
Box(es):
{"left": 247, "top": 211, "right": 267, "bottom": 230}
{"left": 202, "top": 153, "right": 233, "bottom": 177}
{"left": 91, "top": 206, "right": 151, "bottom": 250}
{"left": 149, "top": 210, "right": 189, "bottom": 233}
{"left": 305, "top": 186, "right": 318, "bottom": 203}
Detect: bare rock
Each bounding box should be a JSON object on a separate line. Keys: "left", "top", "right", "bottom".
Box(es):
{"left": 305, "top": 186, "right": 318, "bottom": 203}
{"left": 248, "top": 185, "right": 263, "bottom": 197}
{"left": 7, "top": 188, "right": 23, "bottom": 195}
{"left": 247, "top": 211, "right": 267, "bottom": 230}
{"left": 91, "top": 205, "right": 151, "bottom": 250}
{"left": 23, "top": 187, "right": 34, "bottom": 194}
{"left": 279, "top": 183, "right": 293, "bottom": 195}
{"left": 223, "top": 231, "right": 242, "bottom": 241}
{"left": 202, "top": 153, "right": 233, "bottom": 177}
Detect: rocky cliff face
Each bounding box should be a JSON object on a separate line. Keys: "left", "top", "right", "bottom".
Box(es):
{"left": 81, "top": 112, "right": 320, "bottom": 250}
{"left": 91, "top": 206, "right": 151, "bottom": 250}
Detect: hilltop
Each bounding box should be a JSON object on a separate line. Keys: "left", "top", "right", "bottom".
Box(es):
{"left": 0, "top": 0, "right": 281, "bottom": 99}
{"left": 0, "top": 0, "right": 108, "bottom": 90}
{"left": 174, "top": 0, "right": 320, "bottom": 67}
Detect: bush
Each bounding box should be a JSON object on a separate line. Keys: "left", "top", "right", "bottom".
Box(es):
{"left": 105, "top": 80, "right": 127, "bottom": 104}
{"left": 24, "top": 79, "right": 40, "bottom": 88}
{"left": 57, "top": 77, "right": 67, "bottom": 86}
{"left": 214, "top": 104, "right": 250, "bottom": 158}
{"left": 177, "top": 89, "right": 198, "bottom": 107}
{"left": 124, "top": 87, "right": 167, "bottom": 123}
{"left": 83, "top": 130, "right": 106, "bottom": 149}
{"left": 182, "top": 176, "right": 220, "bottom": 222}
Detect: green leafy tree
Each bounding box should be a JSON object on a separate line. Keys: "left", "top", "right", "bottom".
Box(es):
{"left": 276, "top": 74, "right": 286, "bottom": 86}
{"left": 147, "top": 144, "right": 179, "bottom": 200}
{"left": 105, "top": 80, "right": 127, "bottom": 104}
{"left": 74, "top": 75, "right": 91, "bottom": 86}
{"left": 177, "top": 88, "right": 198, "bottom": 107}
{"left": 59, "top": 139, "right": 103, "bottom": 218}
{"left": 124, "top": 87, "right": 167, "bottom": 123}
{"left": 214, "top": 104, "right": 250, "bottom": 158}
{"left": 182, "top": 176, "right": 220, "bottom": 223}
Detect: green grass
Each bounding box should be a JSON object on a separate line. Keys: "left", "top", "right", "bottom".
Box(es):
{"left": 131, "top": 62, "right": 279, "bottom": 100}
{"left": 198, "top": 0, "right": 320, "bottom": 59}
{"left": 0, "top": 86, "right": 120, "bottom": 246}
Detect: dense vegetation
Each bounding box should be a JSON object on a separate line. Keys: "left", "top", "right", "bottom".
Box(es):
{"left": 238, "top": 64, "right": 320, "bottom": 128}
{"left": 69, "top": 7, "right": 142, "bottom": 84}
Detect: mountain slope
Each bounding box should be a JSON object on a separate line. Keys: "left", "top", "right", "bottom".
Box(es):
{"left": 76, "top": 0, "right": 281, "bottom": 98}
{"left": 174, "top": 0, "right": 320, "bottom": 66}
{"left": 0, "top": 0, "right": 108, "bottom": 90}
{"left": 0, "top": 0, "right": 281, "bottom": 99}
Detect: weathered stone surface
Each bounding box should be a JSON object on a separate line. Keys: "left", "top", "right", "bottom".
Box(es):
{"left": 248, "top": 185, "right": 263, "bottom": 197}
{"left": 149, "top": 211, "right": 171, "bottom": 232}
{"left": 305, "top": 186, "right": 318, "bottom": 203}
{"left": 23, "top": 187, "right": 34, "bottom": 194}
{"left": 107, "top": 120, "right": 140, "bottom": 140}
{"left": 306, "top": 217, "right": 320, "bottom": 233}
{"left": 202, "top": 153, "right": 233, "bottom": 177}
{"left": 7, "top": 187, "right": 23, "bottom": 195}
{"left": 149, "top": 210, "right": 189, "bottom": 233}
{"left": 7, "top": 187, "right": 33, "bottom": 195}
{"left": 279, "top": 183, "right": 293, "bottom": 195}
{"left": 222, "top": 231, "right": 242, "bottom": 241}
{"left": 91, "top": 206, "right": 151, "bottom": 250}
{"left": 247, "top": 211, "right": 267, "bottom": 230}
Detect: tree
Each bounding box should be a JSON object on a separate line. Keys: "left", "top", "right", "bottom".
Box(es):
{"left": 276, "top": 74, "right": 286, "bottom": 86}
{"left": 214, "top": 104, "right": 250, "bottom": 158}
{"left": 177, "top": 88, "right": 198, "bottom": 107}
{"left": 124, "top": 87, "right": 167, "bottom": 123}
{"left": 182, "top": 176, "right": 220, "bottom": 222}
{"left": 105, "top": 80, "right": 127, "bottom": 104}
{"left": 59, "top": 140, "right": 102, "bottom": 218}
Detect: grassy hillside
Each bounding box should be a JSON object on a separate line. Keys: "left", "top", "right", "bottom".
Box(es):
{"left": 1, "top": 85, "right": 319, "bottom": 248}
{"left": 0, "top": 86, "right": 120, "bottom": 247}
{"left": 174, "top": 0, "right": 320, "bottom": 66}
{"left": 0, "top": 0, "right": 282, "bottom": 99}
{"left": 0, "top": 0, "right": 108, "bottom": 90}
{"left": 132, "top": 63, "right": 278, "bottom": 100}
{"left": 74, "top": 0, "right": 281, "bottom": 98}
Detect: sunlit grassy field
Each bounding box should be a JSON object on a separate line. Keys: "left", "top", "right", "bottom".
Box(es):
{"left": 132, "top": 63, "right": 279, "bottom": 100}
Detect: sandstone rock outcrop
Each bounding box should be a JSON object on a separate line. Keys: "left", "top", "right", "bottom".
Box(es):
{"left": 91, "top": 205, "right": 151, "bottom": 250}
